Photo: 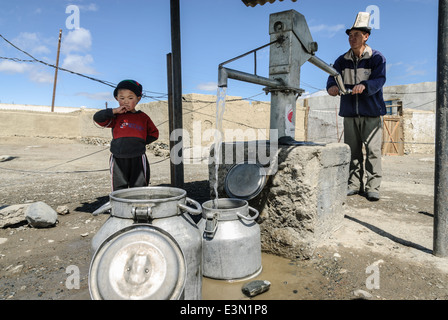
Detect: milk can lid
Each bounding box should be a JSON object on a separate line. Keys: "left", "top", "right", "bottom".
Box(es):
{"left": 89, "top": 224, "right": 186, "bottom": 300}
{"left": 224, "top": 162, "right": 267, "bottom": 200}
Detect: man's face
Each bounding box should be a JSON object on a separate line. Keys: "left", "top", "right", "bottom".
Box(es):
{"left": 348, "top": 30, "right": 369, "bottom": 50}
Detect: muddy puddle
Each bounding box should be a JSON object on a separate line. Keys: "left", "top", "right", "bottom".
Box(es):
{"left": 202, "top": 253, "right": 327, "bottom": 300}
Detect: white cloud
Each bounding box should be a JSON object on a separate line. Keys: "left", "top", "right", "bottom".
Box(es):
{"left": 61, "top": 28, "right": 92, "bottom": 55}
{"left": 0, "top": 60, "right": 53, "bottom": 83}
{"left": 78, "top": 3, "right": 99, "bottom": 11}
{"left": 28, "top": 69, "right": 54, "bottom": 84}
{"left": 76, "top": 91, "right": 113, "bottom": 101}
{"left": 405, "top": 65, "right": 427, "bottom": 77}
{"left": 386, "top": 61, "right": 403, "bottom": 72}
{"left": 0, "top": 60, "right": 30, "bottom": 73}
{"left": 197, "top": 82, "right": 218, "bottom": 92}
{"left": 12, "top": 32, "right": 51, "bottom": 55}
{"left": 310, "top": 24, "right": 346, "bottom": 38}
{"left": 388, "top": 61, "right": 427, "bottom": 78}
{"left": 1, "top": 26, "right": 97, "bottom": 84}
{"left": 62, "top": 54, "right": 95, "bottom": 74}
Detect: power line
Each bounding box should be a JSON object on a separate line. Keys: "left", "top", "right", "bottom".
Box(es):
{"left": 0, "top": 34, "right": 166, "bottom": 102}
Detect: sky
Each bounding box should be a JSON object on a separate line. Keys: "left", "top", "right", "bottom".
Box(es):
{"left": 0, "top": 0, "right": 440, "bottom": 109}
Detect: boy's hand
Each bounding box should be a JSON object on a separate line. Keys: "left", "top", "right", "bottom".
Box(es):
{"left": 113, "top": 105, "right": 127, "bottom": 114}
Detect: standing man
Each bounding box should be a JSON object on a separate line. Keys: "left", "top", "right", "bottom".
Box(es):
{"left": 327, "top": 12, "right": 387, "bottom": 201}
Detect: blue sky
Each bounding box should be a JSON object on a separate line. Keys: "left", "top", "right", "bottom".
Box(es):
{"left": 0, "top": 0, "right": 439, "bottom": 108}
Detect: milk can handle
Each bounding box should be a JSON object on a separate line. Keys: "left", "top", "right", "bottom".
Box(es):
{"left": 178, "top": 197, "right": 202, "bottom": 215}
{"left": 204, "top": 213, "right": 218, "bottom": 237}
{"left": 236, "top": 206, "right": 259, "bottom": 221}
{"left": 92, "top": 201, "right": 111, "bottom": 216}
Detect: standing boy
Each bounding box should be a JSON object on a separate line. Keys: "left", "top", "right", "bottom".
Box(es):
{"left": 94, "top": 80, "right": 159, "bottom": 191}
{"left": 326, "top": 12, "right": 387, "bottom": 201}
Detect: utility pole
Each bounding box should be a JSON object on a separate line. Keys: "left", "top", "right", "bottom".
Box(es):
{"left": 434, "top": 0, "right": 448, "bottom": 257}
{"left": 169, "top": 0, "right": 184, "bottom": 188}
{"left": 51, "top": 29, "right": 62, "bottom": 112}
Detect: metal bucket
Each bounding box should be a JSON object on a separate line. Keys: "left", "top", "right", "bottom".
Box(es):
{"left": 198, "top": 198, "right": 262, "bottom": 280}
{"left": 91, "top": 187, "right": 202, "bottom": 300}
{"left": 89, "top": 224, "right": 186, "bottom": 300}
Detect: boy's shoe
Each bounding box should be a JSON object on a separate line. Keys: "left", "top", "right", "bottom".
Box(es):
{"left": 366, "top": 191, "right": 380, "bottom": 201}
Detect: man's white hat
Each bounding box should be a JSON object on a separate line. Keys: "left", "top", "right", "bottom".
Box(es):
{"left": 346, "top": 12, "right": 372, "bottom": 35}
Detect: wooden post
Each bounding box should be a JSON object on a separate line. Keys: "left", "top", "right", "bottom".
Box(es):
{"left": 51, "top": 29, "right": 62, "bottom": 112}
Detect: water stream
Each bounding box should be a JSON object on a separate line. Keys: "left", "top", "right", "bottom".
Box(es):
{"left": 213, "top": 87, "right": 227, "bottom": 209}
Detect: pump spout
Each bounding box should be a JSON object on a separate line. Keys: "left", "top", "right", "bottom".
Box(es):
{"left": 218, "top": 66, "right": 284, "bottom": 89}
{"left": 218, "top": 66, "right": 228, "bottom": 87}
{"left": 308, "top": 55, "right": 351, "bottom": 95}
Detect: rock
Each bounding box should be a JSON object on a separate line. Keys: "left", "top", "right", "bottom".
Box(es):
{"left": 353, "top": 289, "right": 373, "bottom": 299}
{"left": 56, "top": 205, "right": 69, "bottom": 215}
{"left": 25, "top": 202, "right": 57, "bottom": 228}
{"left": 242, "top": 280, "right": 271, "bottom": 297}
{"left": 0, "top": 155, "right": 14, "bottom": 162}
{"left": 0, "top": 204, "right": 29, "bottom": 228}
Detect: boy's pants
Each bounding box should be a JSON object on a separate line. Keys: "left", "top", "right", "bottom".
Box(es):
{"left": 110, "top": 154, "right": 150, "bottom": 191}
{"left": 344, "top": 116, "right": 383, "bottom": 194}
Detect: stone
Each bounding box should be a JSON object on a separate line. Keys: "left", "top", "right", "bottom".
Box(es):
{"left": 242, "top": 280, "right": 271, "bottom": 297}
{"left": 25, "top": 202, "right": 57, "bottom": 228}
{"left": 354, "top": 289, "right": 373, "bottom": 299}
{"left": 0, "top": 204, "right": 29, "bottom": 228}
{"left": 56, "top": 205, "right": 69, "bottom": 215}
{"left": 0, "top": 155, "right": 14, "bottom": 162}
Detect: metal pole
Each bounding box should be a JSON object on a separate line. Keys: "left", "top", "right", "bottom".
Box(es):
{"left": 170, "top": 0, "right": 184, "bottom": 188}
{"left": 51, "top": 29, "right": 62, "bottom": 112}
{"left": 434, "top": 0, "right": 448, "bottom": 257}
{"left": 167, "top": 53, "right": 176, "bottom": 187}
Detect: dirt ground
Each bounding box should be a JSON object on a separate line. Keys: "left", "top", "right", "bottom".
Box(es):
{"left": 0, "top": 136, "right": 447, "bottom": 301}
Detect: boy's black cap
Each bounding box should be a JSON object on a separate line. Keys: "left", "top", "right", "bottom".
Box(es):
{"left": 114, "top": 80, "right": 143, "bottom": 98}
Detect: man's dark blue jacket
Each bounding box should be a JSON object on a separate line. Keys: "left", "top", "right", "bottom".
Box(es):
{"left": 326, "top": 45, "right": 387, "bottom": 117}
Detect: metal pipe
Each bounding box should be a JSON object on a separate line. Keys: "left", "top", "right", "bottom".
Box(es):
{"left": 219, "top": 38, "right": 283, "bottom": 68}
{"left": 308, "top": 55, "right": 339, "bottom": 76}
{"left": 218, "top": 67, "right": 284, "bottom": 88}
{"left": 308, "top": 55, "right": 351, "bottom": 95}
{"left": 167, "top": 53, "right": 176, "bottom": 187}
{"left": 434, "top": 0, "right": 448, "bottom": 257}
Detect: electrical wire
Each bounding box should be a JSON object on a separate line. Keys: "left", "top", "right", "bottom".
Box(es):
{"left": 0, "top": 34, "right": 436, "bottom": 148}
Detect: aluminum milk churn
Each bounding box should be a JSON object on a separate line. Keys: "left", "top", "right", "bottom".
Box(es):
{"left": 90, "top": 186, "right": 202, "bottom": 300}
{"left": 198, "top": 198, "right": 262, "bottom": 280}
{"left": 89, "top": 224, "right": 187, "bottom": 300}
